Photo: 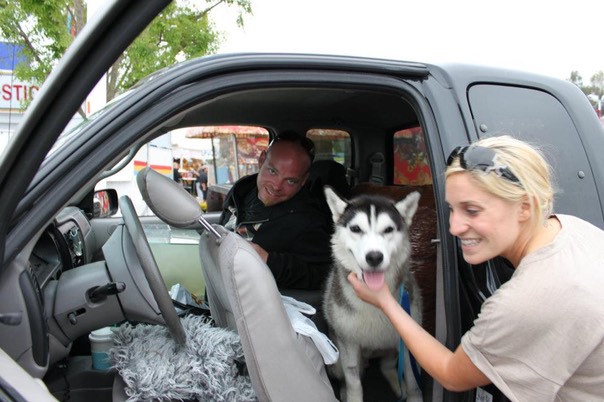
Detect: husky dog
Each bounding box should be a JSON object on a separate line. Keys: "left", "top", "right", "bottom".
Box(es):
{"left": 323, "top": 186, "right": 423, "bottom": 402}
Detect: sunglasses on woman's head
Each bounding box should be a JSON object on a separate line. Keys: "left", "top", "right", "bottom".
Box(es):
{"left": 447, "top": 145, "right": 521, "bottom": 185}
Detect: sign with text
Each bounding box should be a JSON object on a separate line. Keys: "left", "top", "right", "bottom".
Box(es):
{"left": 0, "top": 72, "right": 39, "bottom": 110}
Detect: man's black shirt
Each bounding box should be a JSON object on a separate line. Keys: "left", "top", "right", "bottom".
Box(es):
{"left": 220, "top": 174, "right": 333, "bottom": 290}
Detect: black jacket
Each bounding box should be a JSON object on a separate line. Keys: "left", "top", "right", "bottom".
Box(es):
{"left": 219, "top": 174, "right": 333, "bottom": 290}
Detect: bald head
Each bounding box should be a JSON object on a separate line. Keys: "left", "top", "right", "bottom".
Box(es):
{"left": 256, "top": 140, "right": 312, "bottom": 206}
{"left": 266, "top": 140, "right": 312, "bottom": 171}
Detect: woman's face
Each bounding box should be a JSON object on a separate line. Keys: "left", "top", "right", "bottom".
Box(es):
{"left": 446, "top": 172, "right": 525, "bottom": 265}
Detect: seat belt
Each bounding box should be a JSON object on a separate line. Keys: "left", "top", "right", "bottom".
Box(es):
{"left": 397, "top": 286, "right": 422, "bottom": 390}
{"left": 369, "top": 152, "right": 385, "bottom": 185}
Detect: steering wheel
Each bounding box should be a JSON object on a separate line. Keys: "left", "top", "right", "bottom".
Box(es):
{"left": 119, "top": 195, "right": 187, "bottom": 345}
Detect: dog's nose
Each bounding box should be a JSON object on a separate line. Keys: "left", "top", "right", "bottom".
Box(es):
{"left": 365, "top": 251, "right": 383, "bottom": 267}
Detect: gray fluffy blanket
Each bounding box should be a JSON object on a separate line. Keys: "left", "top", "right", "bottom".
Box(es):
{"left": 110, "top": 315, "right": 257, "bottom": 401}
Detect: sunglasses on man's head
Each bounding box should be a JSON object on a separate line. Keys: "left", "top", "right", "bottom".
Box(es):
{"left": 447, "top": 145, "right": 521, "bottom": 185}
{"left": 270, "top": 131, "right": 316, "bottom": 162}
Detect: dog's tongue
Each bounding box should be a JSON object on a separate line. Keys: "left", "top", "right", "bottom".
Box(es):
{"left": 363, "top": 272, "right": 385, "bottom": 290}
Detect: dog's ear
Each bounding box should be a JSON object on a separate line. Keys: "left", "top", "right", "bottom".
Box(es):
{"left": 324, "top": 185, "right": 348, "bottom": 222}
{"left": 395, "top": 191, "right": 421, "bottom": 227}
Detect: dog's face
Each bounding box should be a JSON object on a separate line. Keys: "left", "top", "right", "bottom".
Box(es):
{"left": 324, "top": 187, "right": 420, "bottom": 290}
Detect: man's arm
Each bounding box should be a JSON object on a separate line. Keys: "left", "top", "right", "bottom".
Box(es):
{"left": 218, "top": 186, "right": 237, "bottom": 225}
{"left": 249, "top": 242, "right": 268, "bottom": 262}
{"left": 259, "top": 220, "right": 332, "bottom": 290}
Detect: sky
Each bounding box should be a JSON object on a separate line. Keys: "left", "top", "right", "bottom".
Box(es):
{"left": 212, "top": 0, "right": 603, "bottom": 82}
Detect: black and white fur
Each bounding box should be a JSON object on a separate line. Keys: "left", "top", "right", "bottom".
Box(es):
{"left": 323, "top": 186, "right": 423, "bottom": 402}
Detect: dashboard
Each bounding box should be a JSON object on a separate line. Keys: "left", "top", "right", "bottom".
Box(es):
{"left": 29, "top": 207, "right": 93, "bottom": 289}
{"left": 10, "top": 206, "right": 97, "bottom": 369}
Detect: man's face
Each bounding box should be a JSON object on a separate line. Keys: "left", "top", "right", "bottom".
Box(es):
{"left": 256, "top": 141, "right": 310, "bottom": 206}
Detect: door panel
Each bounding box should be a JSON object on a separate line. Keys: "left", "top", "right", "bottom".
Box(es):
{"left": 469, "top": 84, "right": 603, "bottom": 226}
{"left": 0, "top": 348, "right": 58, "bottom": 401}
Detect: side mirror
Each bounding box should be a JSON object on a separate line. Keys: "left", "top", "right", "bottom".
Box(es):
{"left": 93, "top": 189, "right": 119, "bottom": 218}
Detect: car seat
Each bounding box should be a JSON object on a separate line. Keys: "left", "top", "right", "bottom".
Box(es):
{"left": 199, "top": 226, "right": 337, "bottom": 401}
{"left": 133, "top": 167, "right": 337, "bottom": 402}
{"left": 308, "top": 159, "right": 350, "bottom": 218}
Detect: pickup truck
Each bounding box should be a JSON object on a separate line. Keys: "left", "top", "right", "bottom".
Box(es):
{"left": 0, "top": 1, "right": 603, "bottom": 401}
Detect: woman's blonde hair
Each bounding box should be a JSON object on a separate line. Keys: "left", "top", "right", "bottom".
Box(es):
{"left": 445, "top": 135, "right": 555, "bottom": 228}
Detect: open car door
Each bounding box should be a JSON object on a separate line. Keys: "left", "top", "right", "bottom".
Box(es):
{"left": 0, "top": 0, "right": 170, "bottom": 386}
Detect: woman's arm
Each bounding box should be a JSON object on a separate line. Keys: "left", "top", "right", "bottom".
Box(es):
{"left": 348, "top": 273, "right": 490, "bottom": 392}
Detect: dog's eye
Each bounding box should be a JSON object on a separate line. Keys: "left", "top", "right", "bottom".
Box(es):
{"left": 350, "top": 225, "right": 361, "bottom": 233}
{"left": 383, "top": 226, "right": 394, "bottom": 234}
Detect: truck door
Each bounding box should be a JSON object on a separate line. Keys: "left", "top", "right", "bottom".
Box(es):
{"left": 457, "top": 83, "right": 603, "bottom": 402}
{"left": 468, "top": 84, "right": 602, "bottom": 225}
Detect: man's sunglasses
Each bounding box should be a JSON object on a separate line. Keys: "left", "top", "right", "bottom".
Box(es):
{"left": 269, "top": 131, "right": 316, "bottom": 162}
{"left": 447, "top": 145, "right": 521, "bottom": 185}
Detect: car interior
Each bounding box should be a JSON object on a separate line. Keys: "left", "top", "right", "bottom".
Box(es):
{"left": 7, "top": 80, "right": 513, "bottom": 401}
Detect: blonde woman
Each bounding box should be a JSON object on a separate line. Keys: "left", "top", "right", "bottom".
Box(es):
{"left": 348, "top": 135, "right": 604, "bottom": 401}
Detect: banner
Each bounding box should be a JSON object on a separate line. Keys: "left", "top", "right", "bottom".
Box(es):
{"left": 0, "top": 72, "right": 38, "bottom": 110}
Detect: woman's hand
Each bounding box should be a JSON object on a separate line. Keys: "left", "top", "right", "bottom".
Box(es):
{"left": 347, "top": 272, "right": 395, "bottom": 309}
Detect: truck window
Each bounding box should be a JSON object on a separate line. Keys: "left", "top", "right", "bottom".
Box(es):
{"left": 392, "top": 126, "right": 432, "bottom": 186}
{"left": 468, "top": 84, "right": 601, "bottom": 224}
{"left": 184, "top": 126, "right": 269, "bottom": 186}
{"left": 306, "top": 129, "right": 351, "bottom": 167}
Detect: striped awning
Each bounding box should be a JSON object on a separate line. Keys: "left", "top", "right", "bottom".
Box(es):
{"left": 185, "top": 126, "right": 269, "bottom": 139}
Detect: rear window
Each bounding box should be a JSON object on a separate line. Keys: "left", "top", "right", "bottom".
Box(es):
{"left": 306, "top": 129, "right": 351, "bottom": 168}
{"left": 392, "top": 126, "right": 432, "bottom": 185}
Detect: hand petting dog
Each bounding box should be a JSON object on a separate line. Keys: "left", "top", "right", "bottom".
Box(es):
{"left": 347, "top": 272, "right": 393, "bottom": 310}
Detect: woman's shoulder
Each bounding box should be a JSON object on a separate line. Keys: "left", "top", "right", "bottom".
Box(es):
{"left": 556, "top": 214, "right": 604, "bottom": 237}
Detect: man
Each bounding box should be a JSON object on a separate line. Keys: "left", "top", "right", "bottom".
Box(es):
{"left": 172, "top": 160, "right": 182, "bottom": 183}
{"left": 196, "top": 165, "right": 208, "bottom": 201}
{"left": 220, "top": 131, "right": 332, "bottom": 290}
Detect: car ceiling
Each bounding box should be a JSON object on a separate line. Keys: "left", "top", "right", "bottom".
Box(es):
{"left": 174, "top": 86, "right": 418, "bottom": 133}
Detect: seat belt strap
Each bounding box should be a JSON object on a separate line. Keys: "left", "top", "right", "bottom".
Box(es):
{"left": 369, "top": 152, "right": 385, "bottom": 184}
{"left": 397, "top": 286, "right": 422, "bottom": 389}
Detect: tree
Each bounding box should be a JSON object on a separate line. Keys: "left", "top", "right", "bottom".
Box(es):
{"left": 0, "top": 0, "right": 81, "bottom": 85}
{"left": 589, "top": 71, "right": 604, "bottom": 99}
{"left": 568, "top": 69, "right": 604, "bottom": 105}
{"left": 0, "top": 0, "right": 252, "bottom": 115}
{"left": 569, "top": 70, "right": 583, "bottom": 88}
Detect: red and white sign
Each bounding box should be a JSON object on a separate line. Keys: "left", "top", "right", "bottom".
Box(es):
{"left": 0, "top": 73, "right": 39, "bottom": 110}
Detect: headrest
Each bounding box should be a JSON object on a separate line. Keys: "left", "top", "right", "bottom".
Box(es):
{"left": 309, "top": 160, "right": 350, "bottom": 197}
{"left": 136, "top": 167, "right": 202, "bottom": 227}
